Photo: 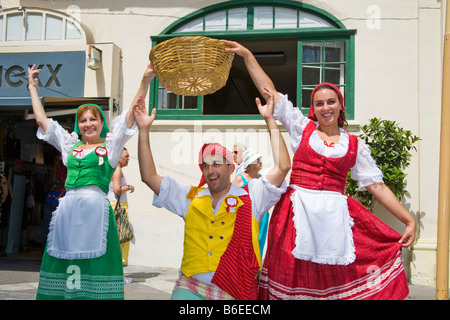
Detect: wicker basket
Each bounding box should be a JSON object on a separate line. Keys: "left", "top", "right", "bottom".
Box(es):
{"left": 149, "top": 36, "right": 234, "bottom": 96}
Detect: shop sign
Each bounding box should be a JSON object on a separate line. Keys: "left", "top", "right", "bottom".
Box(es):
{"left": 0, "top": 51, "right": 86, "bottom": 98}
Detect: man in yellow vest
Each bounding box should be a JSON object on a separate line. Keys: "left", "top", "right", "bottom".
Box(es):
{"left": 133, "top": 69, "right": 290, "bottom": 301}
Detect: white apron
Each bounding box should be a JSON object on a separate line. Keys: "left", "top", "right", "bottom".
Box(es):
{"left": 290, "top": 185, "right": 356, "bottom": 265}
{"left": 46, "top": 187, "right": 109, "bottom": 260}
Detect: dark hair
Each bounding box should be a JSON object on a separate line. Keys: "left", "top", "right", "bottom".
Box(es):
{"left": 312, "top": 84, "right": 348, "bottom": 128}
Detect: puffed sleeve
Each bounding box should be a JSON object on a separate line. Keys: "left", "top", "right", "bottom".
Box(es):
{"left": 248, "top": 175, "right": 287, "bottom": 222}
{"left": 273, "top": 93, "right": 311, "bottom": 153}
{"left": 105, "top": 109, "right": 138, "bottom": 168}
{"left": 36, "top": 119, "right": 78, "bottom": 166}
{"left": 152, "top": 175, "right": 192, "bottom": 219}
{"left": 350, "top": 138, "right": 384, "bottom": 190}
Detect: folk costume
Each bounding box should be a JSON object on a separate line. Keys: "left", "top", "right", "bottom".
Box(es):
{"left": 35, "top": 106, "right": 137, "bottom": 300}
{"left": 153, "top": 143, "right": 286, "bottom": 300}
{"left": 259, "top": 86, "right": 409, "bottom": 300}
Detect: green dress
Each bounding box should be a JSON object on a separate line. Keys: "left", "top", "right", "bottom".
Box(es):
{"left": 36, "top": 141, "right": 124, "bottom": 300}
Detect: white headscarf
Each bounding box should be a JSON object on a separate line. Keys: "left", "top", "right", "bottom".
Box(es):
{"left": 242, "top": 148, "right": 262, "bottom": 170}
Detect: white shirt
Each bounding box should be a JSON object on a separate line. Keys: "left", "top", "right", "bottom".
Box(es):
{"left": 153, "top": 174, "right": 286, "bottom": 223}
{"left": 108, "top": 175, "right": 128, "bottom": 203}
{"left": 153, "top": 174, "right": 287, "bottom": 284}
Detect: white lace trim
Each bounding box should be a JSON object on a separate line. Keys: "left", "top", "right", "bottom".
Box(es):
{"left": 290, "top": 186, "right": 356, "bottom": 265}
{"left": 46, "top": 190, "right": 110, "bottom": 260}
{"left": 37, "top": 270, "right": 123, "bottom": 299}
{"left": 354, "top": 140, "right": 384, "bottom": 191}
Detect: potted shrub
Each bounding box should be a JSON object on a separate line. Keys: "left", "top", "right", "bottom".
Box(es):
{"left": 345, "top": 117, "right": 420, "bottom": 210}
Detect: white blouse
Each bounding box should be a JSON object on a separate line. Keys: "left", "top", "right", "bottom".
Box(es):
{"left": 273, "top": 93, "right": 384, "bottom": 191}
{"left": 273, "top": 93, "right": 384, "bottom": 265}
{"left": 36, "top": 109, "right": 137, "bottom": 169}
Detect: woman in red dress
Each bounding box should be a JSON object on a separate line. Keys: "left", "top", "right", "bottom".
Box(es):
{"left": 224, "top": 40, "right": 416, "bottom": 300}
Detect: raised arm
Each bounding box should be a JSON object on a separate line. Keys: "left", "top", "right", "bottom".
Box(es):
{"left": 366, "top": 182, "right": 416, "bottom": 247}
{"left": 257, "top": 87, "right": 291, "bottom": 188}
{"left": 125, "top": 64, "right": 157, "bottom": 129}
{"left": 222, "top": 40, "right": 281, "bottom": 106}
{"left": 133, "top": 96, "right": 163, "bottom": 195}
{"left": 27, "top": 65, "right": 51, "bottom": 132}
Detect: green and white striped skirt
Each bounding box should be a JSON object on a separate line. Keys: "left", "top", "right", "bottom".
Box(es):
{"left": 36, "top": 207, "right": 124, "bottom": 300}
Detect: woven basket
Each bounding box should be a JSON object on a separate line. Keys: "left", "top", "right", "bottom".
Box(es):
{"left": 149, "top": 36, "right": 234, "bottom": 96}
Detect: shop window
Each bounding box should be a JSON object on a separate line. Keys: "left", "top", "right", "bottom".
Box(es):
{"left": 66, "top": 20, "right": 83, "bottom": 40}
{"left": 45, "top": 15, "right": 63, "bottom": 40}
{"left": 0, "top": 8, "right": 85, "bottom": 45}
{"left": 150, "top": 0, "right": 355, "bottom": 120}
{"left": 26, "top": 13, "right": 43, "bottom": 41}
{"left": 6, "top": 13, "right": 22, "bottom": 41}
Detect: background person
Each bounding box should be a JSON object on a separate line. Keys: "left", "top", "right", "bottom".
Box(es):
{"left": 108, "top": 147, "right": 135, "bottom": 283}
{"left": 232, "top": 143, "right": 247, "bottom": 176}
{"left": 232, "top": 148, "right": 269, "bottom": 258}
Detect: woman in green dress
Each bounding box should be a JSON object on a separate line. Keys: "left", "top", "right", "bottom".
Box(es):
{"left": 28, "top": 63, "right": 155, "bottom": 300}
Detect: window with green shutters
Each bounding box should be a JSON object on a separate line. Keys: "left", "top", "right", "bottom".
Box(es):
{"left": 150, "top": 1, "right": 355, "bottom": 120}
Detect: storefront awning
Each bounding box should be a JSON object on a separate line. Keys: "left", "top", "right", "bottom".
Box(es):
{"left": 0, "top": 97, "right": 44, "bottom": 109}
{"left": 0, "top": 96, "right": 111, "bottom": 119}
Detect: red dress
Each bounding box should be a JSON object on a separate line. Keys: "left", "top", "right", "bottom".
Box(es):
{"left": 258, "top": 122, "right": 409, "bottom": 300}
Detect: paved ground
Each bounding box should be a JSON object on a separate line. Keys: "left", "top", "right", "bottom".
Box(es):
{"left": 0, "top": 253, "right": 440, "bottom": 300}
{"left": 0, "top": 254, "right": 178, "bottom": 300}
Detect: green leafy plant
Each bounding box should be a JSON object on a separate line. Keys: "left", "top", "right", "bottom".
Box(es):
{"left": 345, "top": 118, "right": 420, "bottom": 210}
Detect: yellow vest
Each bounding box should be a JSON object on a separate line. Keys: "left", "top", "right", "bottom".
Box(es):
{"left": 181, "top": 191, "right": 262, "bottom": 277}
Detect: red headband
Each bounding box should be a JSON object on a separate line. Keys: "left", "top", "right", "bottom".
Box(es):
{"left": 308, "top": 82, "right": 345, "bottom": 122}
{"left": 197, "top": 143, "right": 234, "bottom": 188}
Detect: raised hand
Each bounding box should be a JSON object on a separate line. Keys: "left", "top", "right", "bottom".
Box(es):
{"left": 255, "top": 86, "right": 275, "bottom": 121}
{"left": 28, "top": 64, "right": 41, "bottom": 89}
{"left": 133, "top": 96, "right": 156, "bottom": 129}
{"left": 27, "top": 64, "right": 50, "bottom": 131}
{"left": 221, "top": 40, "right": 251, "bottom": 58}
{"left": 143, "top": 63, "right": 156, "bottom": 80}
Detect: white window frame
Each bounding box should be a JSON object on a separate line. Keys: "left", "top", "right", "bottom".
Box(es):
{"left": 0, "top": 8, "right": 86, "bottom": 45}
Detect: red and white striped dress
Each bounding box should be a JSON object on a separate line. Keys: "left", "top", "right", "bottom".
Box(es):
{"left": 259, "top": 95, "right": 409, "bottom": 300}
